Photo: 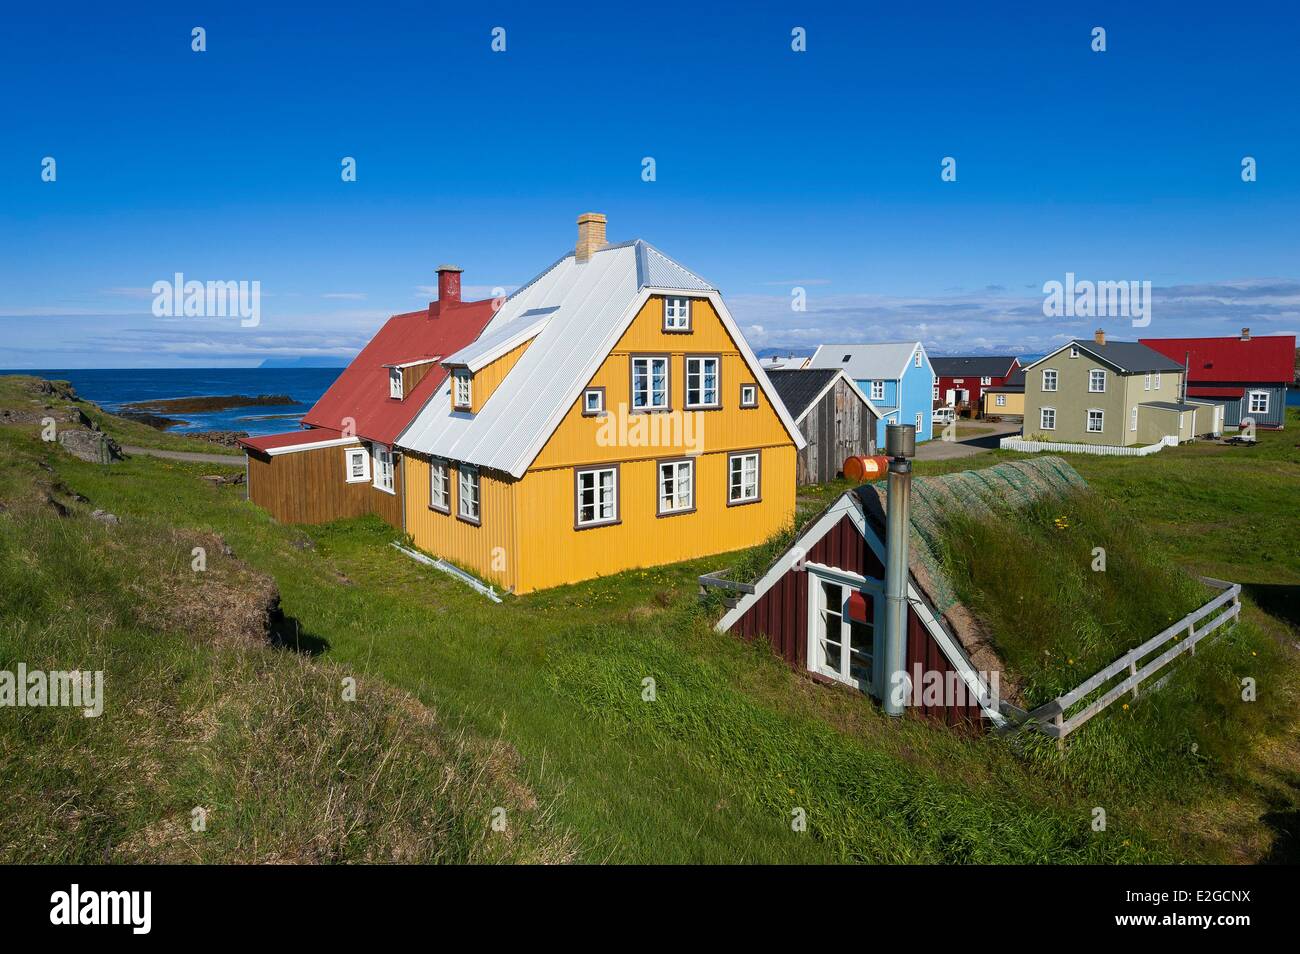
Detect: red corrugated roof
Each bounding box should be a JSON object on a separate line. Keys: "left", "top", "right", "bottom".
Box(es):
{"left": 301, "top": 297, "right": 497, "bottom": 446}
{"left": 1187, "top": 385, "right": 1245, "bottom": 398}
{"left": 238, "top": 426, "right": 345, "bottom": 454}
{"left": 1139, "top": 334, "right": 1295, "bottom": 383}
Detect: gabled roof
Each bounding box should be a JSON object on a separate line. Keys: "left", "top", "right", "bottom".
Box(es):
{"left": 984, "top": 368, "right": 1025, "bottom": 393}
{"left": 442, "top": 313, "right": 550, "bottom": 371}
{"left": 1138, "top": 334, "right": 1295, "bottom": 384}
{"left": 238, "top": 426, "right": 354, "bottom": 455}
{"left": 716, "top": 456, "right": 1089, "bottom": 719}
{"left": 1024, "top": 340, "right": 1183, "bottom": 375}
{"left": 808, "top": 342, "right": 928, "bottom": 381}
{"left": 931, "top": 355, "right": 1019, "bottom": 378}
{"left": 764, "top": 368, "right": 880, "bottom": 423}
{"left": 397, "top": 239, "right": 805, "bottom": 477}
{"left": 300, "top": 297, "right": 497, "bottom": 446}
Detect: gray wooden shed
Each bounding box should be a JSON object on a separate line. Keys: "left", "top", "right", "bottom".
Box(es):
{"left": 766, "top": 368, "right": 880, "bottom": 484}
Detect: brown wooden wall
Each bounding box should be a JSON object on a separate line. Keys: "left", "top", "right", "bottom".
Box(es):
{"left": 246, "top": 442, "right": 404, "bottom": 529}
{"left": 731, "top": 513, "right": 982, "bottom": 731}
{"left": 797, "top": 378, "right": 876, "bottom": 484}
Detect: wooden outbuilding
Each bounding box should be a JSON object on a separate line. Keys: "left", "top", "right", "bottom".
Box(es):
{"left": 765, "top": 368, "right": 879, "bottom": 484}
{"left": 714, "top": 457, "right": 1089, "bottom": 730}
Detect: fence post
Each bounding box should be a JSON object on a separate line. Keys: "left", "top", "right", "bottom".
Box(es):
{"left": 1128, "top": 661, "right": 1139, "bottom": 699}
{"left": 1054, "top": 713, "right": 1064, "bottom": 752}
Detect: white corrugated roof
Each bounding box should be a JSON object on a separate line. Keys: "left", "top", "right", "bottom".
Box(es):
{"left": 442, "top": 313, "right": 550, "bottom": 372}
{"left": 397, "top": 239, "right": 804, "bottom": 476}
{"left": 808, "top": 342, "right": 924, "bottom": 381}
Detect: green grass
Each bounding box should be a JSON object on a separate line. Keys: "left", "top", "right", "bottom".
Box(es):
{"left": 0, "top": 375, "right": 241, "bottom": 456}
{"left": 3, "top": 381, "right": 1299, "bottom": 864}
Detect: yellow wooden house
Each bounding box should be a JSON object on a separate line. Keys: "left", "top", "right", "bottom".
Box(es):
{"left": 395, "top": 213, "right": 805, "bottom": 594}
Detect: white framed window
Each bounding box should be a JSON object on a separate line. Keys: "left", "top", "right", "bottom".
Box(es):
{"left": 980, "top": 376, "right": 992, "bottom": 386}
{"left": 344, "top": 447, "right": 370, "bottom": 483}
{"left": 631, "top": 356, "right": 670, "bottom": 411}
{"left": 429, "top": 458, "right": 450, "bottom": 513}
{"left": 1087, "top": 409, "right": 1105, "bottom": 433}
{"left": 1130, "top": 406, "right": 1138, "bottom": 431}
{"left": 915, "top": 411, "right": 923, "bottom": 431}
{"left": 457, "top": 465, "right": 480, "bottom": 524}
{"left": 372, "top": 444, "right": 395, "bottom": 494}
{"left": 582, "top": 387, "right": 605, "bottom": 416}
{"left": 663, "top": 297, "right": 691, "bottom": 332}
{"left": 1248, "top": 390, "right": 1269, "bottom": 414}
{"left": 1153, "top": 372, "right": 1161, "bottom": 391}
{"left": 933, "top": 384, "right": 939, "bottom": 401}
{"left": 575, "top": 465, "right": 618, "bottom": 527}
{"left": 1089, "top": 369, "right": 1106, "bottom": 392}
{"left": 808, "top": 574, "right": 876, "bottom": 691}
{"left": 727, "top": 452, "right": 760, "bottom": 505}
{"left": 1144, "top": 372, "right": 1152, "bottom": 391}
{"left": 389, "top": 367, "right": 404, "bottom": 400}
{"left": 1041, "top": 369, "right": 1058, "bottom": 392}
{"left": 870, "top": 380, "right": 884, "bottom": 401}
{"left": 913, "top": 351, "right": 922, "bottom": 368}
{"left": 657, "top": 458, "right": 694, "bottom": 515}
{"left": 1040, "top": 407, "right": 1056, "bottom": 430}
{"left": 995, "top": 394, "right": 1006, "bottom": 407}
{"left": 453, "top": 370, "right": 472, "bottom": 409}
{"left": 1069, "top": 347, "right": 1079, "bottom": 358}
{"left": 740, "top": 383, "right": 758, "bottom": 408}
{"left": 685, "top": 356, "right": 720, "bottom": 408}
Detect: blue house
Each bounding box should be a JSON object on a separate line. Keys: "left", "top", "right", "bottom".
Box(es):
{"left": 808, "top": 342, "right": 936, "bottom": 444}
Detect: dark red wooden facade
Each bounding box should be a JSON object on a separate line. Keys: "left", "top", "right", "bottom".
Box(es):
{"left": 732, "top": 513, "right": 983, "bottom": 731}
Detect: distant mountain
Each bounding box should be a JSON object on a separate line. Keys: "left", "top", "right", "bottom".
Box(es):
{"left": 258, "top": 357, "right": 351, "bottom": 369}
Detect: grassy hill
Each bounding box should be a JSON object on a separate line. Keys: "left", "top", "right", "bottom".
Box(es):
{"left": 2, "top": 373, "right": 1298, "bottom": 863}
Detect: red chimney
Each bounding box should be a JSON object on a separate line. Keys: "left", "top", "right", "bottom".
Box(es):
{"left": 436, "top": 265, "right": 463, "bottom": 312}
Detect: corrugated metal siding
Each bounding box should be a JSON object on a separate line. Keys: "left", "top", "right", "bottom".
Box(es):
{"left": 472, "top": 338, "right": 534, "bottom": 413}
{"left": 532, "top": 297, "right": 789, "bottom": 471}
{"left": 515, "top": 445, "right": 797, "bottom": 593}
{"left": 402, "top": 454, "right": 519, "bottom": 591}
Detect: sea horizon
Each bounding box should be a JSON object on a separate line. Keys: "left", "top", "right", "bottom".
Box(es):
{"left": 3, "top": 366, "right": 345, "bottom": 437}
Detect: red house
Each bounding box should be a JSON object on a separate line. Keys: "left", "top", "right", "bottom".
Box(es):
{"left": 1139, "top": 329, "right": 1295, "bottom": 431}
{"left": 239, "top": 266, "right": 496, "bottom": 526}
{"left": 930, "top": 355, "right": 1020, "bottom": 415}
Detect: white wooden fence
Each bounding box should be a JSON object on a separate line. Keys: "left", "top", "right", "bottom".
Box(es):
{"left": 999, "top": 435, "right": 1177, "bottom": 457}
{"left": 1016, "top": 577, "right": 1241, "bottom": 745}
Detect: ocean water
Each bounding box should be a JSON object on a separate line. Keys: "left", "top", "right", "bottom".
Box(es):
{"left": 10, "top": 368, "right": 343, "bottom": 437}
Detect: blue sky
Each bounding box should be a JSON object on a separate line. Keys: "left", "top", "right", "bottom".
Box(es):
{"left": 2, "top": 1, "right": 1297, "bottom": 367}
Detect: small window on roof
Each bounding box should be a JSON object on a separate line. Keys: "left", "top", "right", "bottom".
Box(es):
{"left": 389, "top": 367, "right": 403, "bottom": 400}
{"left": 842, "top": 354, "right": 852, "bottom": 363}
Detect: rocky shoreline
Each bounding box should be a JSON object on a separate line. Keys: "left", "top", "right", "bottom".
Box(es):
{"left": 121, "top": 393, "right": 295, "bottom": 414}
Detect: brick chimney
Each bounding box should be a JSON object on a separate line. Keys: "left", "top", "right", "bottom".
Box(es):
{"left": 575, "top": 212, "right": 607, "bottom": 262}
{"left": 1094, "top": 328, "right": 1106, "bottom": 346}
{"left": 1241, "top": 327, "right": 1251, "bottom": 341}
{"left": 435, "top": 265, "right": 463, "bottom": 313}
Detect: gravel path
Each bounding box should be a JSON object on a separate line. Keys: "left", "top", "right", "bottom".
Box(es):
{"left": 122, "top": 445, "right": 243, "bottom": 465}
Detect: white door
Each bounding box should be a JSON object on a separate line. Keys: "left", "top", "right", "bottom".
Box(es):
{"left": 808, "top": 572, "right": 880, "bottom": 693}
{"left": 945, "top": 388, "right": 957, "bottom": 405}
